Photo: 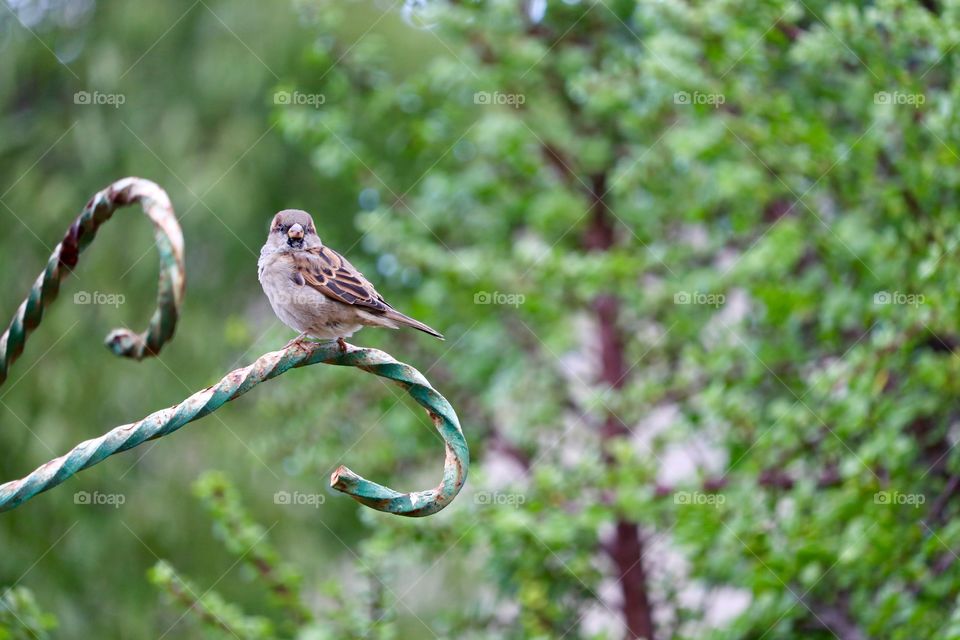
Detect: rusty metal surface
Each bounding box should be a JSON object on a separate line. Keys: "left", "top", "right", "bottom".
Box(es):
{"left": 0, "top": 177, "right": 186, "bottom": 387}
{"left": 0, "top": 178, "right": 465, "bottom": 517}
{"left": 0, "top": 340, "right": 469, "bottom": 517}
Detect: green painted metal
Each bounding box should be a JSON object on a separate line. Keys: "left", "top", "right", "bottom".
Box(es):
{"left": 0, "top": 177, "right": 186, "bottom": 388}
{"left": 0, "top": 341, "right": 469, "bottom": 516}
{"left": 0, "top": 178, "right": 468, "bottom": 517}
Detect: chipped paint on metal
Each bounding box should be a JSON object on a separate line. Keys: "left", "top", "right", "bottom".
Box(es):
{"left": 0, "top": 340, "right": 468, "bottom": 517}
{"left": 0, "top": 177, "right": 185, "bottom": 387}
{"left": 0, "top": 179, "right": 465, "bottom": 517}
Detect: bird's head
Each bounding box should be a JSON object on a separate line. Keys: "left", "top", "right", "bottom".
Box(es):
{"left": 267, "top": 209, "right": 321, "bottom": 252}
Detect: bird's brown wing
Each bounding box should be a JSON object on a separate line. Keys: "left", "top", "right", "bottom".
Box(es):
{"left": 293, "top": 245, "right": 390, "bottom": 314}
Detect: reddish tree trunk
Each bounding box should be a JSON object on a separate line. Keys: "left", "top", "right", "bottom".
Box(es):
{"left": 612, "top": 521, "right": 656, "bottom": 640}
{"left": 584, "top": 173, "right": 656, "bottom": 640}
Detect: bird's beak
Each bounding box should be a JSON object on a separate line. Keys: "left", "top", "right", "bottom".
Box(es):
{"left": 287, "top": 224, "right": 304, "bottom": 241}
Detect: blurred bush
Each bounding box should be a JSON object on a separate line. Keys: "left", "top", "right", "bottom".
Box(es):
{"left": 4, "top": 0, "right": 960, "bottom": 639}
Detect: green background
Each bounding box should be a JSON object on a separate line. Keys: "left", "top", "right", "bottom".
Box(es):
{"left": 2, "top": 1, "right": 960, "bottom": 638}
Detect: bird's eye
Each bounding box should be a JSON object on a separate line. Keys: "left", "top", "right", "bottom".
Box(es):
{"left": 279, "top": 224, "right": 289, "bottom": 234}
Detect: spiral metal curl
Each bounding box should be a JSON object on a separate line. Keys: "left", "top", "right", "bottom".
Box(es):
{"left": 0, "top": 341, "right": 469, "bottom": 517}
{"left": 0, "top": 177, "right": 185, "bottom": 387}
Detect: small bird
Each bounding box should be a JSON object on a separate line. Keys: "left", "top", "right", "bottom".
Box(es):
{"left": 258, "top": 209, "right": 443, "bottom": 350}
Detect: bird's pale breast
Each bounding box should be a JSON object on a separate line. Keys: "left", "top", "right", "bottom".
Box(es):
{"left": 258, "top": 251, "right": 363, "bottom": 340}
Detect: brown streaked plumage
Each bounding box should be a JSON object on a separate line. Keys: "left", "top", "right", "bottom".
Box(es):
{"left": 258, "top": 209, "right": 443, "bottom": 345}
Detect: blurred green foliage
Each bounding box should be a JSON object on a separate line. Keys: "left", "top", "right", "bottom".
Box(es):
{"left": 0, "top": 587, "right": 56, "bottom": 639}
{"left": 4, "top": 0, "right": 960, "bottom": 639}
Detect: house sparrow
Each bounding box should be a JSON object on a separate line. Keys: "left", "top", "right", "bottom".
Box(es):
{"left": 258, "top": 209, "right": 443, "bottom": 349}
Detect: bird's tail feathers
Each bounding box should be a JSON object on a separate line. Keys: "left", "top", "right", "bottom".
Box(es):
{"left": 382, "top": 309, "right": 444, "bottom": 340}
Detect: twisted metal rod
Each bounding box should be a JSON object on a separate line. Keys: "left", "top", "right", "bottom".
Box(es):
{"left": 0, "top": 177, "right": 185, "bottom": 387}
{"left": 0, "top": 340, "right": 469, "bottom": 517}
